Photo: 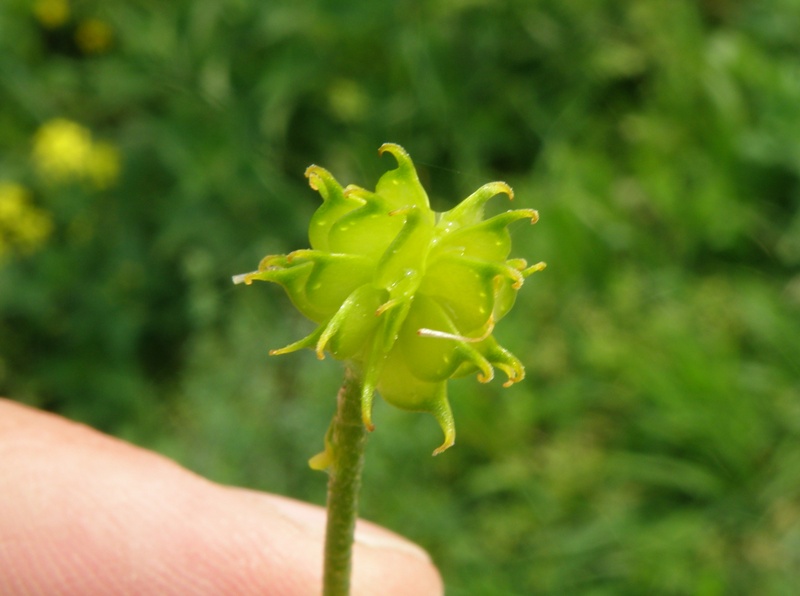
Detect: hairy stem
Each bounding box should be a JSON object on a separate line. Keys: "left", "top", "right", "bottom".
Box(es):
{"left": 323, "top": 365, "right": 367, "bottom": 596}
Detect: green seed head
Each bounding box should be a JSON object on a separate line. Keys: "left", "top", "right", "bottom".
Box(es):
{"left": 234, "top": 144, "right": 545, "bottom": 455}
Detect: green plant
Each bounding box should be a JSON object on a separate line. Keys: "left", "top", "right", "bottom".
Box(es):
{"left": 234, "top": 143, "right": 543, "bottom": 594}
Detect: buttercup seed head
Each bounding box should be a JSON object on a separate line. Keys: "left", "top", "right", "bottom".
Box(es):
{"left": 235, "top": 144, "right": 545, "bottom": 455}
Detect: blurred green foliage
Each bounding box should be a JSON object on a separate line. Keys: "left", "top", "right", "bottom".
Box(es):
{"left": 2, "top": 0, "right": 800, "bottom": 593}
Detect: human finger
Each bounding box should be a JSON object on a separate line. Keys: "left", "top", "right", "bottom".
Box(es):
{"left": 0, "top": 398, "right": 443, "bottom": 595}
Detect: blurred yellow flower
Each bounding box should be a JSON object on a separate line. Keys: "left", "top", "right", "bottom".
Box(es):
{"left": 0, "top": 183, "right": 53, "bottom": 257}
{"left": 33, "top": 0, "right": 70, "bottom": 29}
{"left": 32, "top": 119, "right": 93, "bottom": 182}
{"left": 75, "top": 18, "right": 114, "bottom": 54}
{"left": 32, "top": 119, "right": 120, "bottom": 189}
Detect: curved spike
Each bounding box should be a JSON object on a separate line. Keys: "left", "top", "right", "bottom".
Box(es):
{"left": 304, "top": 168, "right": 366, "bottom": 211}
{"left": 360, "top": 387, "right": 376, "bottom": 432}
{"left": 449, "top": 255, "right": 525, "bottom": 290}
{"left": 232, "top": 271, "right": 257, "bottom": 285}
{"left": 314, "top": 285, "right": 378, "bottom": 359}
{"left": 360, "top": 331, "right": 390, "bottom": 432}
{"left": 342, "top": 184, "right": 372, "bottom": 200}
{"left": 482, "top": 339, "right": 526, "bottom": 387}
{"left": 523, "top": 261, "right": 547, "bottom": 277}
{"left": 431, "top": 208, "right": 538, "bottom": 263}
{"left": 437, "top": 181, "right": 514, "bottom": 232}
{"left": 304, "top": 165, "right": 339, "bottom": 200}
{"left": 378, "top": 143, "right": 414, "bottom": 169}
{"left": 495, "top": 359, "right": 525, "bottom": 387}
{"left": 241, "top": 260, "right": 312, "bottom": 287}
{"left": 453, "top": 342, "right": 495, "bottom": 384}
{"left": 376, "top": 296, "right": 402, "bottom": 316}
{"left": 375, "top": 144, "right": 432, "bottom": 213}
{"left": 269, "top": 325, "right": 325, "bottom": 356}
{"left": 306, "top": 168, "right": 364, "bottom": 251}
{"left": 257, "top": 253, "right": 290, "bottom": 271}
{"left": 360, "top": 380, "right": 377, "bottom": 432}
{"left": 341, "top": 185, "right": 406, "bottom": 214}
{"left": 374, "top": 206, "right": 431, "bottom": 293}
{"left": 481, "top": 208, "right": 538, "bottom": 230}
{"left": 486, "top": 208, "right": 538, "bottom": 228}
{"left": 430, "top": 390, "right": 456, "bottom": 456}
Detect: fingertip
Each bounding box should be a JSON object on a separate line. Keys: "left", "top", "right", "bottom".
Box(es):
{"left": 0, "top": 399, "right": 444, "bottom": 596}
{"left": 351, "top": 526, "right": 444, "bottom": 596}
{"left": 239, "top": 491, "right": 444, "bottom": 595}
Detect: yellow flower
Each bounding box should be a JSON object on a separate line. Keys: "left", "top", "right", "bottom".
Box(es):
{"left": 0, "top": 183, "right": 53, "bottom": 256}
{"left": 33, "top": 0, "right": 70, "bottom": 29}
{"left": 31, "top": 119, "right": 120, "bottom": 189}
{"left": 75, "top": 18, "right": 114, "bottom": 54}
{"left": 32, "top": 119, "right": 93, "bottom": 183}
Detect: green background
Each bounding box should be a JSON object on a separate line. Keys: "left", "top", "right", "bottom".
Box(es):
{"left": 2, "top": 1, "right": 800, "bottom": 593}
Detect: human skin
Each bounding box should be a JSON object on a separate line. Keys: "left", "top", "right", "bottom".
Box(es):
{"left": 0, "top": 398, "right": 443, "bottom": 595}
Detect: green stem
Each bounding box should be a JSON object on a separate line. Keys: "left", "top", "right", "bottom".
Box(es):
{"left": 323, "top": 365, "right": 368, "bottom": 596}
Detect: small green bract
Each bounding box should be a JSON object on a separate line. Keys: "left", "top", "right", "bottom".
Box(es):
{"left": 234, "top": 144, "right": 544, "bottom": 457}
